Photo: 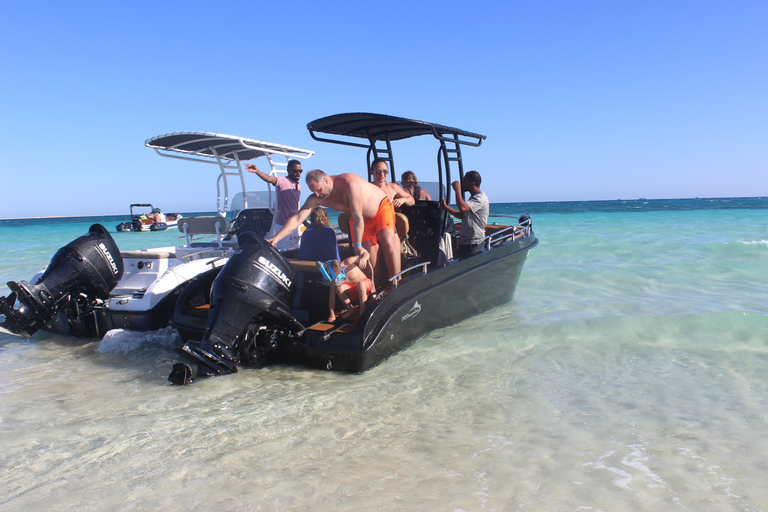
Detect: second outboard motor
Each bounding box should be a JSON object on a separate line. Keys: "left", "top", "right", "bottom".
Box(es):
{"left": 0, "top": 224, "right": 123, "bottom": 338}
{"left": 179, "top": 232, "right": 302, "bottom": 380}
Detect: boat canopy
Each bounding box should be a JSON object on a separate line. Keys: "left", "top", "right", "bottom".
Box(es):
{"left": 146, "top": 132, "right": 314, "bottom": 215}
{"left": 307, "top": 113, "right": 486, "bottom": 203}
{"left": 307, "top": 113, "right": 486, "bottom": 143}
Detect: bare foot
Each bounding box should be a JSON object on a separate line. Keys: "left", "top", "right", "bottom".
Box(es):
{"left": 341, "top": 307, "right": 359, "bottom": 320}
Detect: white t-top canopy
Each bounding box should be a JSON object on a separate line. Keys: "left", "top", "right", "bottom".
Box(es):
{"left": 146, "top": 132, "right": 314, "bottom": 162}
{"left": 146, "top": 131, "right": 314, "bottom": 215}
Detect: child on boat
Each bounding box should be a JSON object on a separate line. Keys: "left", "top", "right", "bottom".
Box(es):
{"left": 317, "top": 256, "right": 373, "bottom": 323}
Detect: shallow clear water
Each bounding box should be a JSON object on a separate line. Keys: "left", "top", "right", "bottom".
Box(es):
{"left": 1, "top": 199, "right": 767, "bottom": 511}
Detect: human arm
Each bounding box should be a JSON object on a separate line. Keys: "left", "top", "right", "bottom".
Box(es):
{"left": 245, "top": 163, "right": 278, "bottom": 186}
{"left": 391, "top": 184, "right": 415, "bottom": 208}
{"left": 265, "top": 198, "right": 315, "bottom": 246}
{"left": 440, "top": 198, "right": 462, "bottom": 218}
{"left": 440, "top": 181, "right": 467, "bottom": 218}
{"left": 451, "top": 181, "right": 472, "bottom": 213}
{"left": 345, "top": 180, "right": 371, "bottom": 269}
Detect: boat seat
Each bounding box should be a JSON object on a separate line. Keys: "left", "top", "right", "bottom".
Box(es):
{"left": 395, "top": 212, "right": 409, "bottom": 242}
{"left": 336, "top": 212, "right": 352, "bottom": 255}
{"left": 399, "top": 202, "right": 453, "bottom": 267}
{"left": 179, "top": 216, "right": 231, "bottom": 248}
{"left": 338, "top": 212, "right": 350, "bottom": 235}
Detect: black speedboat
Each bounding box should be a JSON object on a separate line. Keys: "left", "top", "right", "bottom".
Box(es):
{"left": 169, "top": 113, "right": 538, "bottom": 384}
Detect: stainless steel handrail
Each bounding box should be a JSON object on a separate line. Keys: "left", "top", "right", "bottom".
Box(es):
{"left": 388, "top": 261, "right": 430, "bottom": 289}
{"left": 484, "top": 222, "right": 531, "bottom": 249}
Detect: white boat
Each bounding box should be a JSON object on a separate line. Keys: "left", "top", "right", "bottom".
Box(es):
{"left": 0, "top": 132, "right": 314, "bottom": 338}
{"left": 115, "top": 204, "right": 183, "bottom": 232}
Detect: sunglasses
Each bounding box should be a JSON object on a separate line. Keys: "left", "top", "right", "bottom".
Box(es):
{"left": 290, "top": 168, "right": 303, "bottom": 173}
{"left": 373, "top": 169, "right": 389, "bottom": 175}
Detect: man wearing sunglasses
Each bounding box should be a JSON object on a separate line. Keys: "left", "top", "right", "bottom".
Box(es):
{"left": 246, "top": 159, "right": 303, "bottom": 250}
{"left": 370, "top": 158, "right": 415, "bottom": 209}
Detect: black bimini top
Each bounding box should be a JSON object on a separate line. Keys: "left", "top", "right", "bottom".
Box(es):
{"left": 307, "top": 113, "right": 486, "bottom": 146}
{"left": 145, "top": 131, "right": 314, "bottom": 162}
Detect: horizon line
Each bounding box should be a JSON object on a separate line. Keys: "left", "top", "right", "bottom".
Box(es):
{"left": 1, "top": 196, "right": 765, "bottom": 221}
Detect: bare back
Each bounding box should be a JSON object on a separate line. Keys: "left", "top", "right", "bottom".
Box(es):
{"left": 310, "top": 173, "right": 388, "bottom": 220}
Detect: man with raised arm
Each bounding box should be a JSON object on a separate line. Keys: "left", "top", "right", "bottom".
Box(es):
{"left": 266, "top": 170, "right": 401, "bottom": 292}
{"left": 440, "top": 170, "right": 489, "bottom": 259}
{"left": 245, "top": 159, "right": 303, "bottom": 250}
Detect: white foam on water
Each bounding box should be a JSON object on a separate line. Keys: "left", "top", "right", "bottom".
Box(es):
{"left": 96, "top": 326, "right": 178, "bottom": 353}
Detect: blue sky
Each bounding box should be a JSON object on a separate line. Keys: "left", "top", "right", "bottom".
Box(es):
{"left": 1, "top": 0, "right": 765, "bottom": 218}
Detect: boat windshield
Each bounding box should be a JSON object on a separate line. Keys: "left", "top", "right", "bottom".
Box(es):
{"left": 229, "top": 191, "right": 272, "bottom": 216}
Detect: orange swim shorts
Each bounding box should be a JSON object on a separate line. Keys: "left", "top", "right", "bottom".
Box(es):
{"left": 338, "top": 277, "right": 372, "bottom": 301}
{"left": 347, "top": 197, "right": 396, "bottom": 247}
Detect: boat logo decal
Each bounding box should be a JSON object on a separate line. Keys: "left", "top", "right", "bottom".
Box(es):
{"left": 96, "top": 242, "right": 120, "bottom": 275}
{"left": 254, "top": 256, "right": 292, "bottom": 289}
{"left": 401, "top": 301, "right": 421, "bottom": 322}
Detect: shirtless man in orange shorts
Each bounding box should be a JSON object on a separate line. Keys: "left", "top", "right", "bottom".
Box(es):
{"left": 266, "top": 169, "right": 401, "bottom": 290}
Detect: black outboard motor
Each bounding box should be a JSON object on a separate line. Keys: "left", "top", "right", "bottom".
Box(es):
{"left": 176, "top": 232, "right": 302, "bottom": 382}
{"left": 0, "top": 224, "right": 123, "bottom": 338}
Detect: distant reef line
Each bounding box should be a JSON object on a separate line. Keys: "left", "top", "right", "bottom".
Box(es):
{"left": 0, "top": 214, "right": 126, "bottom": 221}
{"left": 2, "top": 197, "right": 765, "bottom": 221}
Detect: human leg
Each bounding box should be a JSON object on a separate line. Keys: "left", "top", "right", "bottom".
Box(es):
{"left": 328, "top": 285, "right": 337, "bottom": 322}
{"left": 357, "top": 278, "right": 371, "bottom": 316}
{"left": 337, "top": 288, "right": 356, "bottom": 319}
{"left": 362, "top": 198, "right": 398, "bottom": 290}
{"left": 377, "top": 228, "right": 401, "bottom": 290}
{"left": 362, "top": 241, "right": 378, "bottom": 293}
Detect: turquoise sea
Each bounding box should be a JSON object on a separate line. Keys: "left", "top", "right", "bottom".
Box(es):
{"left": 1, "top": 198, "right": 767, "bottom": 511}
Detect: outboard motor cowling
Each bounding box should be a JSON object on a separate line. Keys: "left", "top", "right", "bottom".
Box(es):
{"left": 1, "top": 224, "right": 123, "bottom": 338}
{"left": 181, "top": 232, "right": 302, "bottom": 377}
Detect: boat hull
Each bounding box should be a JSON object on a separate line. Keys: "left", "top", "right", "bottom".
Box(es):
{"left": 272, "top": 235, "right": 537, "bottom": 372}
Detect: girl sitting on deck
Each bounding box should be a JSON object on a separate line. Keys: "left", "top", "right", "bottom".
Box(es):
{"left": 317, "top": 256, "right": 372, "bottom": 323}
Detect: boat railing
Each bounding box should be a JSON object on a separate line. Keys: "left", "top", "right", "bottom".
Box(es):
{"left": 176, "top": 247, "right": 232, "bottom": 263}
{"left": 388, "top": 261, "right": 430, "bottom": 289}
{"left": 484, "top": 219, "right": 533, "bottom": 250}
